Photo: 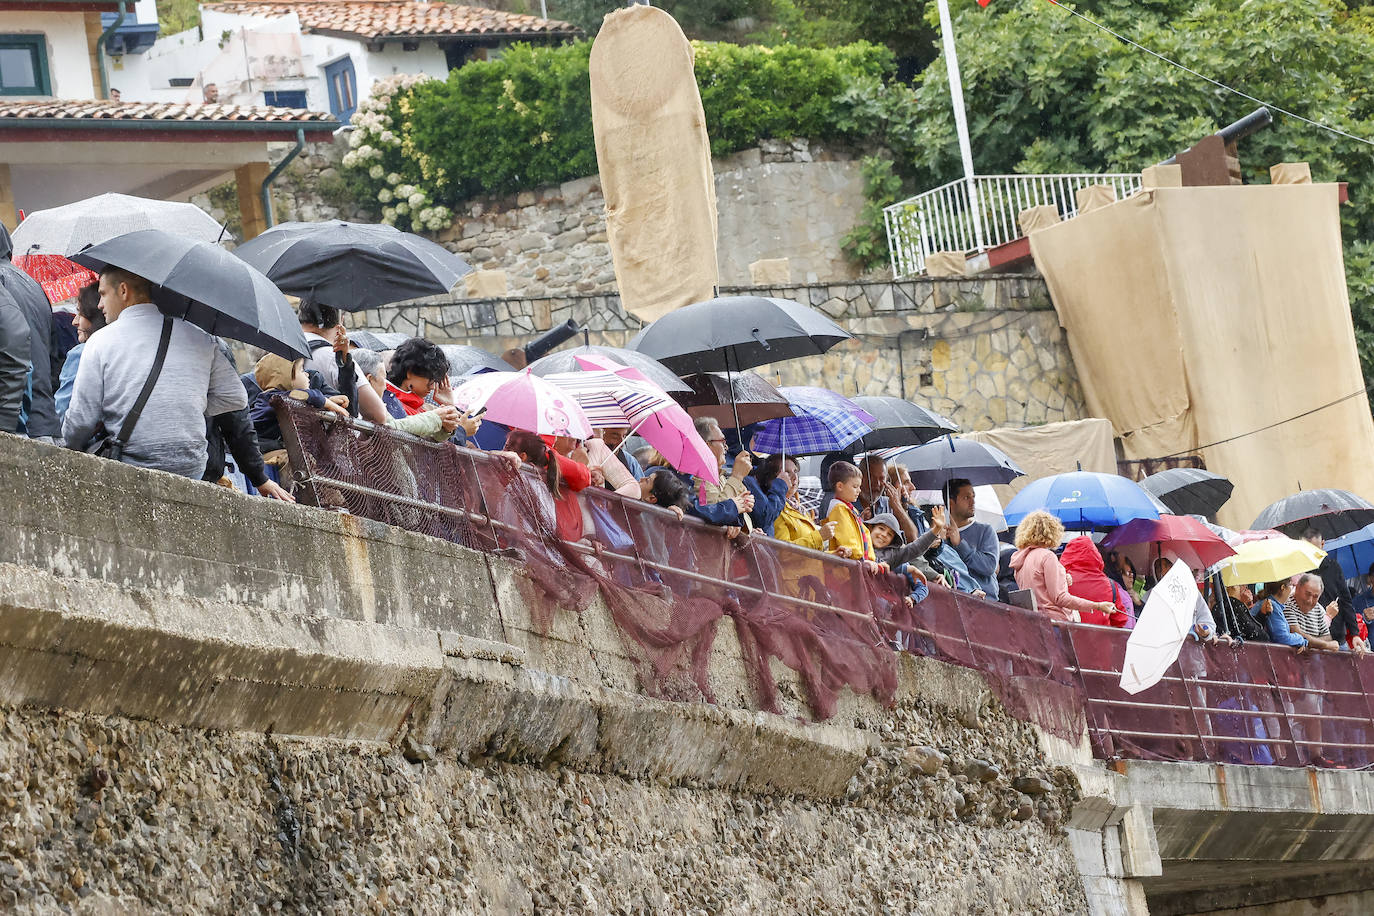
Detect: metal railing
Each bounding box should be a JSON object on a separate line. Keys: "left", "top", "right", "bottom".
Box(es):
{"left": 883, "top": 173, "right": 1144, "bottom": 278}
{"left": 274, "top": 403, "right": 1374, "bottom": 768}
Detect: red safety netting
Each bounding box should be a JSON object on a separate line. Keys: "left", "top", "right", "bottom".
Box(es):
{"left": 275, "top": 400, "right": 1087, "bottom": 728}
{"left": 275, "top": 402, "right": 1374, "bottom": 764}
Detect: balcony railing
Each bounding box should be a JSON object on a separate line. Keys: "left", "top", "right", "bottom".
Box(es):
{"left": 274, "top": 401, "right": 1374, "bottom": 768}
{"left": 883, "top": 173, "right": 1144, "bottom": 278}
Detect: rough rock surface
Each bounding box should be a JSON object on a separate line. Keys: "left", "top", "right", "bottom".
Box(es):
{"left": 0, "top": 692, "right": 1086, "bottom": 914}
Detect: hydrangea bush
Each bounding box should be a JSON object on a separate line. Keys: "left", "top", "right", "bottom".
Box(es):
{"left": 341, "top": 73, "right": 453, "bottom": 233}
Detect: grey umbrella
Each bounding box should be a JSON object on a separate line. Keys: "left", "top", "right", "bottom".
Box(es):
{"left": 886, "top": 436, "right": 1025, "bottom": 489}
{"left": 232, "top": 220, "right": 471, "bottom": 311}
{"left": 851, "top": 396, "right": 959, "bottom": 449}
{"left": 627, "top": 296, "right": 851, "bottom": 375}
{"left": 440, "top": 344, "right": 513, "bottom": 375}
{"left": 72, "top": 229, "right": 308, "bottom": 360}
{"left": 1251, "top": 488, "right": 1374, "bottom": 539}
{"left": 1139, "top": 468, "right": 1235, "bottom": 518}
{"left": 527, "top": 344, "right": 690, "bottom": 393}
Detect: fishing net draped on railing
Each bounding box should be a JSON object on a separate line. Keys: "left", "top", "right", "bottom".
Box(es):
{"left": 273, "top": 399, "right": 1085, "bottom": 731}
{"left": 1066, "top": 625, "right": 1374, "bottom": 769}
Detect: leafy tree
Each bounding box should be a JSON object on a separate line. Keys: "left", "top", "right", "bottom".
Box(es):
{"left": 156, "top": 0, "right": 200, "bottom": 35}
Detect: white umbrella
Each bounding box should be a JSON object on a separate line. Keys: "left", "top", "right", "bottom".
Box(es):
{"left": 1120, "top": 559, "right": 1198, "bottom": 695}
{"left": 13, "top": 193, "right": 227, "bottom": 257}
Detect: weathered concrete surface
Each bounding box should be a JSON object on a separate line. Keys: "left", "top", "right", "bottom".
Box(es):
{"left": 0, "top": 433, "right": 1090, "bottom": 911}
{"left": 1064, "top": 757, "right": 1374, "bottom": 916}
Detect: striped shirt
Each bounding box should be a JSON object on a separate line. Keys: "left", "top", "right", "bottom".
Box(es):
{"left": 1283, "top": 600, "right": 1331, "bottom": 640}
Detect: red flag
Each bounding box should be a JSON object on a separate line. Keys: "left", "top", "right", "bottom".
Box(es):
{"left": 978, "top": 0, "right": 991, "bottom": 6}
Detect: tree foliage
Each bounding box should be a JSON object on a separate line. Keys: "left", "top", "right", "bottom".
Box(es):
{"left": 341, "top": 40, "right": 916, "bottom": 225}
{"left": 156, "top": 0, "right": 201, "bottom": 35}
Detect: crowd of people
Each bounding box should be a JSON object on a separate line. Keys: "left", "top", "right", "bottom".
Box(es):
{"left": 4, "top": 250, "right": 1371, "bottom": 665}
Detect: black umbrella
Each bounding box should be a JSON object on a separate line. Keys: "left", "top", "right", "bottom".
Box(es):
{"left": 72, "top": 229, "right": 308, "bottom": 360}
{"left": 1251, "top": 488, "right": 1374, "bottom": 539}
{"left": 851, "top": 396, "right": 959, "bottom": 449}
{"left": 675, "top": 372, "right": 794, "bottom": 428}
{"left": 527, "top": 344, "right": 691, "bottom": 393}
{"left": 1139, "top": 468, "right": 1235, "bottom": 518}
{"left": 440, "top": 344, "right": 513, "bottom": 376}
{"left": 887, "top": 436, "right": 1025, "bottom": 489}
{"left": 232, "top": 220, "right": 471, "bottom": 311}
{"left": 626, "top": 296, "right": 851, "bottom": 375}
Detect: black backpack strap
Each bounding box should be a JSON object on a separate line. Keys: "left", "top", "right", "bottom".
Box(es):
{"left": 114, "top": 315, "right": 174, "bottom": 450}
{"left": 307, "top": 338, "right": 332, "bottom": 352}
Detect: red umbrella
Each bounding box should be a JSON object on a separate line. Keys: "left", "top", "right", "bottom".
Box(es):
{"left": 1101, "top": 514, "right": 1237, "bottom": 570}
{"left": 13, "top": 253, "right": 97, "bottom": 303}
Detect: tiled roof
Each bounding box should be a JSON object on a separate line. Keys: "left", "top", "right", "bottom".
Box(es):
{"left": 0, "top": 99, "right": 337, "bottom": 127}
{"left": 203, "top": 0, "right": 581, "bottom": 40}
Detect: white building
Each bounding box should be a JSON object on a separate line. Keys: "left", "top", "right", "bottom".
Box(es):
{"left": 0, "top": 0, "right": 338, "bottom": 237}
{"left": 121, "top": 1, "right": 580, "bottom": 120}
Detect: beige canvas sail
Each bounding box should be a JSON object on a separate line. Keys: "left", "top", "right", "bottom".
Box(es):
{"left": 589, "top": 5, "right": 718, "bottom": 323}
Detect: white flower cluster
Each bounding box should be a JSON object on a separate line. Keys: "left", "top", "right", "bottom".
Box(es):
{"left": 340, "top": 73, "right": 452, "bottom": 232}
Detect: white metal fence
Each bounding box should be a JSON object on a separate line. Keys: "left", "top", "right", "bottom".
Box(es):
{"left": 883, "top": 173, "right": 1144, "bottom": 278}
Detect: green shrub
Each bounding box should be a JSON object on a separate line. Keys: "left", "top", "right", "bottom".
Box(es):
{"left": 341, "top": 39, "right": 918, "bottom": 231}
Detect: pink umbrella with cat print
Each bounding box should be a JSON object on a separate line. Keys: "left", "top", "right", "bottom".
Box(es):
{"left": 449, "top": 369, "right": 593, "bottom": 439}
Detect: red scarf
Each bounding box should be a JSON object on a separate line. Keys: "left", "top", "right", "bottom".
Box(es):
{"left": 385, "top": 382, "right": 427, "bottom": 416}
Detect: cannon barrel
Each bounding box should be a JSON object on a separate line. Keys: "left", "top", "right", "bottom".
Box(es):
{"left": 1160, "top": 107, "right": 1272, "bottom": 165}
{"left": 523, "top": 319, "right": 581, "bottom": 363}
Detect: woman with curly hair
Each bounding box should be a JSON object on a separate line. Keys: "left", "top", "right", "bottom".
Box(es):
{"left": 1009, "top": 510, "right": 1116, "bottom": 624}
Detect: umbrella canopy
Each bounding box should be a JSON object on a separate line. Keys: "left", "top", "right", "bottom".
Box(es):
{"left": 13, "top": 193, "right": 228, "bottom": 257}
{"left": 1101, "top": 515, "right": 1237, "bottom": 570}
{"left": 1138, "top": 468, "right": 1235, "bottom": 518}
{"left": 751, "top": 387, "right": 874, "bottom": 456}
{"left": 440, "top": 345, "right": 513, "bottom": 376}
{"left": 449, "top": 369, "right": 593, "bottom": 439}
{"left": 543, "top": 360, "right": 718, "bottom": 483}
{"left": 71, "top": 229, "right": 308, "bottom": 360}
{"left": 1120, "top": 559, "right": 1199, "bottom": 695}
{"left": 675, "top": 372, "right": 794, "bottom": 427}
{"left": 527, "top": 344, "right": 690, "bottom": 393}
{"left": 885, "top": 436, "right": 1024, "bottom": 489}
{"left": 1251, "top": 488, "right": 1374, "bottom": 540}
{"left": 233, "top": 220, "right": 471, "bottom": 311}
{"left": 627, "top": 295, "right": 852, "bottom": 375}
{"left": 850, "top": 396, "right": 959, "bottom": 449}
{"left": 1219, "top": 537, "right": 1326, "bottom": 586}
{"left": 1004, "top": 471, "right": 1160, "bottom": 530}
{"left": 1323, "top": 523, "right": 1374, "bottom": 581}
{"left": 11, "top": 253, "right": 97, "bottom": 302}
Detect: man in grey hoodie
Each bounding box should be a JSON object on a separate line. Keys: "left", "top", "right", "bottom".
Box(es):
{"left": 0, "top": 223, "right": 60, "bottom": 439}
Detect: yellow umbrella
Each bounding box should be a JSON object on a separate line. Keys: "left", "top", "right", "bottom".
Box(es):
{"left": 1219, "top": 537, "right": 1326, "bottom": 586}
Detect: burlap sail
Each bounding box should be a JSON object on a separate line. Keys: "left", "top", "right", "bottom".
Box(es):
{"left": 1030, "top": 184, "right": 1374, "bottom": 529}
{"left": 589, "top": 6, "right": 718, "bottom": 323}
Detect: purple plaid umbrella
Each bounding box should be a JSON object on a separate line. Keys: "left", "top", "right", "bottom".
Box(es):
{"left": 751, "top": 387, "right": 875, "bottom": 455}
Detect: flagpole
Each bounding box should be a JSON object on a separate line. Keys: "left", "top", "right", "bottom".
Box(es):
{"left": 936, "top": 0, "right": 986, "bottom": 254}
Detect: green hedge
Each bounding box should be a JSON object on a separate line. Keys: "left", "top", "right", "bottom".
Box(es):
{"left": 343, "top": 39, "right": 915, "bottom": 229}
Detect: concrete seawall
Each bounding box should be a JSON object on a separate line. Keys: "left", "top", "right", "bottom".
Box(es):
{"left": 0, "top": 433, "right": 1088, "bottom": 911}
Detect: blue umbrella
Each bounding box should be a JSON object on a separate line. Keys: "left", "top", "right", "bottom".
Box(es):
{"left": 751, "top": 387, "right": 874, "bottom": 455}
{"left": 1004, "top": 471, "right": 1160, "bottom": 530}
{"left": 1325, "top": 523, "right": 1374, "bottom": 581}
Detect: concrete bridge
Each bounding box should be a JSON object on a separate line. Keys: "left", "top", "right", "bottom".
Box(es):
{"left": 2, "top": 427, "right": 1374, "bottom": 913}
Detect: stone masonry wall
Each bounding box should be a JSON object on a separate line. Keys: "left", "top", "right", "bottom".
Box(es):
{"left": 0, "top": 685, "right": 1085, "bottom": 914}
{"left": 241, "top": 139, "right": 870, "bottom": 296}
{"left": 358, "top": 276, "right": 1088, "bottom": 433}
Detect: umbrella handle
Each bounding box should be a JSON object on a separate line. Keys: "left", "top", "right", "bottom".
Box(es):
{"left": 609, "top": 415, "right": 652, "bottom": 455}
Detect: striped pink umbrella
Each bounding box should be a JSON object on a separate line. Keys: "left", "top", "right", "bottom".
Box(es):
{"left": 450, "top": 369, "right": 593, "bottom": 439}
{"left": 567, "top": 354, "right": 719, "bottom": 484}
